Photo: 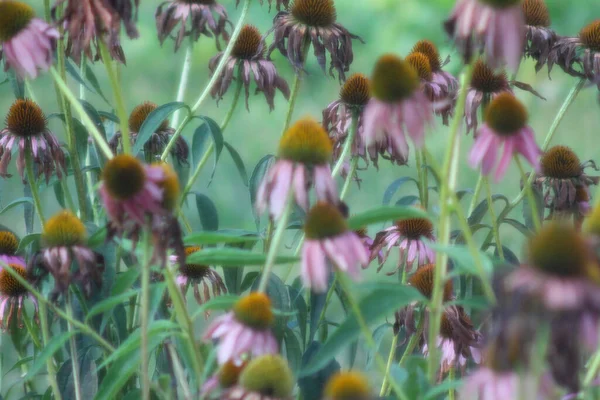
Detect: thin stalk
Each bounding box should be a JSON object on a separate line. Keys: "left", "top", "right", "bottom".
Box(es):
{"left": 421, "top": 150, "right": 430, "bottom": 209}
{"left": 385, "top": 315, "right": 425, "bottom": 396}
{"left": 173, "top": 43, "right": 194, "bottom": 128}
{"left": 258, "top": 189, "right": 294, "bottom": 293}
{"left": 160, "top": 0, "right": 253, "bottom": 161}
{"left": 379, "top": 333, "right": 399, "bottom": 396}
{"left": 485, "top": 178, "right": 504, "bottom": 260}
{"left": 317, "top": 275, "right": 338, "bottom": 342}
{"left": 340, "top": 157, "right": 359, "bottom": 200}
{"left": 448, "top": 367, "right": 456, "bottom": 400}
{"left": 79, "top": 58, "right": 87, "bottom": 100}
{"left": 515, "top": 156, "right": 542, "bottom": 231}
{"left": 331, "top": 112, "right": 358, "bottom": 177}
{"left": 99, "top": 42, "right": 130, "bottom": 154}
{"left": 166, "top": 344, "right": 192, "bottom": 400}
{"left": 337, "top": 274, "right": 409, "bottom": 400}
{"left": 60, "top": 177, "right": 77, "bottom": 212}
{"left": 468, "top": 174, "right": 485, "bottom": 216}
{"left": 50, "top": 68, "right": 114, "bottom": 159}
{"left": 25, "top": 151, "right": 45, "bottom": 226}
{"left": 428, "top": 61, "right": 475, "bottom": 383}
{"left": 39, "top": 303, "right": 63, "bottom": 400}
{"left": 140, "top": 229, "right": 152, "bottom": 400}
{"left": 66, "top": 293, "right": 83, "bottom": 400}
{"left": 280, "top": 40, "right": 311, "bottom": 135}
{"left": 416, "top": 150, "right": 425, "bottom": 205}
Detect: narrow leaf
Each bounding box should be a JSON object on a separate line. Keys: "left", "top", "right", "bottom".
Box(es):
{"left": 249, "top": 155, "right": 275, "bottom": 225}
{"left": 186, "top": 248, "right": 299, "bottom": 266}
{"left": 382, "top": 177, "right": 419, "bottom": 205}
{"left": 347, "top": 206, "right": 431, "bottom": 230}
{"left": 0, "top": 197, "right": 33, "bottom": 216}
{"left": 27, "top": 331, "right": 78, "bottom": 378}
{"left": 183, "top": 230, "right": 259, "bottom": 246}
{"left": 224, "top": 141, "right": 249, "bottom": 186}
{"left": 194, "top": 192, "right": 219, "bottom": 231}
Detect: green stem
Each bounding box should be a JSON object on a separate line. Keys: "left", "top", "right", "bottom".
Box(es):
{"left": 317, "top": 275, "right": 338, "bottom": 342}
{"left": 99, "top": 42, "right": 130, "bottom": 154}
{"left": 280, "top": 40, "right": 311, "bottom": 136}
{"left": 172, "top": 43, "right": 194, "bottom": 128}
{"left": 421, "top": 150, "right": 430, "bottom": 209}
{"left": 428, "top": 61, "right": 475, "bottom": 383}
{"left": 39, "top": 302, "right": 63, "bottom": 400}
{"left": 515, "top": 156, "right": 542, "bottom": 231}
{"left": 331, "top": 112, "right": 358, "bottom": 178}
{"left": 160, "top": 0, "right": 253, "bottom": 161}
{"left": 468, "top": 174, "right": 485, "bottom": 216}
{"left": 448, "top": 366, "right": 456, "bottom": 400}
{"left": 340, "top": 157, "right": 359, "bottom": 200}
{"left": 140, "top": 230, "right": 151, "bottom": 400}
{"left": 258, "top": 188, "right": 294, "bottom": 293}
{"left": 49, "top": 68, "right": 114, "bottom": 159}
{"left": 485, "top": 178, "right": 504, "bottom": 260}
{"left": 66, "top": 294, "right": 83, "bottom": 400}
{"left": 379, "top": 333, "right": 399, "bottom": 396}
{"left": 25, "top": 150, "right": 45, "bottom": 226}
{"left": 337, "top": 274, "right": 409, "bottom": 400}
{"left": 385, "top": 314, "right": 425, "bottom": 396}
{"left": 416, "top": 151, "right": 424, "bottom": 205}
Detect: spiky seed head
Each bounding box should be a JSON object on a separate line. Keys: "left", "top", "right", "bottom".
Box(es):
{"left": 324, "top": 372, "right": 370, "bottom": 400}
{"left": 42, "top": 210, "right": 87, "bottom": 248}
{"left": 179, "top": 246, "right": 210, "bottom": 279}
{"left": 540, "top": 145, "right": 582, "bottom": 179}
{"left": 408, "top": 264, "right": 454, "bottom": 301}
{"left": 406, "top": 52, "right": 433, "bottom": 82}
{"left": 232, "top": 25, "right": 263, "bottom": 59}
{"left": 5, "top": 99, "right": 46, "bottom": 138}
{"left": 396, "top": 217, "right": 434, "bottom": 240}
{"left": 102, "top": 154, "right": 146, "bottom": 200}
{"left": 0, "top": 231, "right": 19, "bottom": 255}
{"left": 291, "top": 0, "right": 337, "bottom": 27}
{"left": 484, "top": 93, "right": 528, "bottom": 135}
{"left": 278, "top": 117, "right": 332, "bottom": 165}
{"left": 233, "top": 292, "right": 274, "bottom": 330}
{"left": 0, "top": 264, "right": 28, "bottom": 297}
{"left": 128, "top": 102, "right": 169, "bottom": 133}
{"left": 522, "top": 0, "right": 551, "bottom": 27}
{"left": 580, "top": 20, "right": 600, "bottom": 52}
{"left": 0, "top": 1, "right": 34, "bottom": 42}
{"left": 411, "top": 40, "right": 442, "bottom": 72}
{"left": 339, "top": 73, "right": 371, "bottom": 107}
{"left": 471, "top": 60, "right": 508, "bottom": 93}
{"left": 371, "top": 54, "right": 420, "bottom": 103}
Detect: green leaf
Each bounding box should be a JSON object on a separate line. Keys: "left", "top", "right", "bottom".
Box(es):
{"left": 382, "top": 177, "right": 419, "bottom": 205}
{"left": 83, "top": 62, "right": 110, "bottom": 104}
{"left": 284, "top": 328, "right": 302, "bottom": 372}
{"left": 191, "top": 295, "right": 240, "bottom": 321}
{"left": 428, "top": 242, "right": 494, "bottom": 277}
{"left": 194, "top": 117, "right": 223, "bottom": 185}
{"left": 94, "top": 355, "right": 139, "bottom": 400}
{"left": 288, "top": 285, "right": 308, "bottom": 348}
{"left": 16, "top": 233, "right": 40, "bottom": 253}
{"left": 366, "top": 322, "right": 392, "bottom": 369}
{"left": 467, "top": 195, "right": 509, "bottom": 226}
{"left": 65, "top": 60, "right": 96, "bottom": 97}
{"left": 396, "top": 195, "right": 419, "bottom": 206}
{"left": 0, "top": 197, "right": 33, "bottom": 216}
{"left": 194, "top": 192, "right": 219, "bottom": 231}
{"left": 424, "top": 377, "right": 464, "bottom": 399}
{"left": 8, "top": 69, "right": 24, "bottom": 99}
{"left": 502, "top": 218, "right": 532, "bottom": 237}
{"left": 249, "top": 155, "right": 275, "bottom": 225}
{"left": 298, "top": 342, "right": 340, "bottom": 400}
{"left": 27, "top": 331, "right": 78, "bottom": 378}
{"left": 111, "top": 268, "right": 140, "bottom": 296}
{"left": 347, "top": 206, "right": 431, "bottom": 230}
{"left": 186, "top": 248, "right": 299, "bottom": 267}
{"left": 191, "top": 120, "right": 209, "bottom": 167}
{"left": 224, "top": 141, "right": 249, "bottom": 186}
{"left": 183, "top": 230, "right": 259, "bottom": 246}
{"left": 133, "top": 102, "right": 189, "bottom": 155}
{"left": 299, "top": 284, "right": 423, "bottom": 377}
{"left": 85, "top": 289, "right": 138, "bottom": 321}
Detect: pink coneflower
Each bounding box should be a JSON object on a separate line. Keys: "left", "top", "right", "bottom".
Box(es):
{"left": 363, "top": 54, "right": 433, "bottom": 164}
{"left": 354, "top": 227, "right": 381, "bottom": 267}
{"left": 256, "top": 118, "right": 338, "bottom": 221}
{"left": 301, "top": 203, "right": 368, "bottom": 293}
{"left": 156, "top": 0, "right": 231, "bottom": 52}
{"left": 0, "top": 1, "right": 59, "bottom": 79}
{"left": 0, "top": 99, "right": 66, "bottom": 183}
{"left": 0, "top": 231, "right": 23, "bottom": 266}
{"left": 203, "top": 293, "right": 278, "bottom": 364}
{"left": 29, "top": 211, "right": 103, "bottom": 299}
{"left": 201, "top": 360, "right": 246, "bottom": 399}
{"left": 444, "top": 0, "right": 525, "bottom": 71}
{"left": 370, "top": 214, "right": 436, "bottom": 275}
{"left": 407, "top": 40, "right": 459, "bottom": 126}
{"left": 522, "top": 0, "right": 557, "bottom": 72}
{"left": 0, "top": 259, "right": 38, "bottom": 330}
{"left": 469, "top": 92, "right": 541, "bottom": 182}
{"left": 461, "top": 367, "right": 557, "bottom": 399}
{"left": 222, "top": 355, "right": 294, "bottom": 400}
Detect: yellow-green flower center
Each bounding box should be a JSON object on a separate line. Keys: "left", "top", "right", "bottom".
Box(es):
{"left": 580, "top": 20, "right": 600, "bottom": 52}
{"left": 128, "top": 102, "right": 169, "bottom": 133}
{"left": 233, "top": 292, "right": 274, "bottom": 330}
{"left": 540, "top": 145, "right": 582, "bottom": 179}
{"left": 304, "top": 202, "right": 348, "bottom": 240}
{"left": 0, "top": 1, "right": 34, "bottom": 42}
{"left": 406, "top": 52, "right": 433, "bottom": 82}
{"left": 371, "top": 54, "right": 420, "bottom": 103}
{"left": 42, "top": 210, "right": 87, "bottom": 248}
{"left": 324, "top": 372, "right": 370, "bottom": 400}
{"left": 340, "top": 73, "right": 371, "bottom": 107}
{"left": 232, "top": 25, "right": 263, "bottom": 60}
{"left": 291, "top": 0, "right": 337, "bottom": 27}
{"left": 0, "top": 264, "right": 28, "bottom": 297}
{"left": 408, "top": 264, "right": 453, "bottom": 301}
{"left": 522, "top": 0, "right": 551, "bottom": 27}
{"left": 484, "top": 93, "right": 528, "bottom": 136}
{"left": 278, "top": 118, "right": 332, "bottom": 165}
{"left": 0, "top": 231, "right": 19, "bottom": 255}
{"left": 411, "top": 40, "right": 442, "bottom": 72}
{"left": 5, "top": 99, "right": 46, "bottom": 138}
{"left": 102, "top": 154, "right": 146, "bottom": 201}
{"left": 238, "top": 355, "right": 294, "bottom": 398}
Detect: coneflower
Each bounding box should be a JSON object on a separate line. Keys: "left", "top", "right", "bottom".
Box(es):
{"left": 222, "top": 355, "right": 294, "bottom": 400}
{"left": 256, "top": 118, "right": 338, "bottom": 221}
{"left": 0, "top": 1, "right": 58, "bottom": 79}
{"left": 301, "top": 202, "right": 369, "bottom": 293}
{"left": 324, "top": 372, "right": 370, "bottom": 400}
{"left": 52, "top": 0, "right": 139, "bottom": 64}
{"left": 203, "top": 293, "right": 278, "bottom": 364}
{"left": 210, "top": 25, "right": 290, "bottom": 111}
{"left": 0, "top": 230, "right": 23, "bottom": 266}
{"left": 109, "top": 102, "right": 189, "bottom": 164}
{"left": 267, "top": 0, "right": 362, "bottom": 81}
{"left": 0, "top": 99, "right": 66, "bottom": 183}
{"left": 201, "top": 360, "right": 247, "bottom": 399}
{"left": 0, "top": 259, "right": 37, "bottom": 330}
{"left": 522, "top": 0, "right": 556, "bottom": 72}
{"left": 363, "top": 54, "right": 433, "bottom": 165}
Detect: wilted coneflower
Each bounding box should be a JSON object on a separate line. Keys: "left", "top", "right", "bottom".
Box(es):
{"left": 267, "top": 0, "right": 362, "bottom": 81}
{"left": 155, "top": 0, "right": 231, "bottom": 52}
{"left": 538, "top": 145, "right": 598, "bottom": 222}
{"left": 0, "top": 230, "right": 22, "bottom": 266}
{"left": 30, "top": 210, "right": 103, "bottom": 299}
{"left": 522, "top": 0, "right": 556, "bottom": 72}
{"left": 301, "top": 202, "right": 368, "bottom": 293}
{"left": 370, "top": 213, "right": 436, "bottom": 275}
{"left": 210, "top": 25, "right": 290, "bottom": 111}
{"left": 469, "top": 92, "right": 541, "bottom": 182}
{"left": 256, "top": 118, "right": 338, "bottom": 221}
{"left": 363, "top": 54, "right": 434, "bottom": 165}
{"left": 0, "top": 99, "right": 66, "bottom": 183}
{"left": 444, "top": 0, "right": 525, "bottom": 71}
{"left": 201, "top": 360, "right": 247, "bottom": 399}
{"left": 0, "top": 1, "right": 59, "bottom": 79}
{"left": 548, "top": 19, "right": 600, "bottom": 87}
{"left": 236, "top": 0, "right": 290, "bottom": 11}
{"left": 354, "top": 226, "right": 381, "bottom": 267}
{"left": 407, "top": 41, "right": 458, "bottom": 126}
{"left": 0, "top": 259, "right": 37, "bottom": 330}
{"left": 324, "top": 371, "right": 370, "bottom": 400}
{"left": 53, "top": 0, "right": 139, "bottom": 64}
{"left": 170, "top": 246, "right": 226, "bottom": 307}
{"left": 203, "top": 292, "right": 278, "bottom": 364}
{"left": 223, "top": 355, "right": 294, "bottom": 400}
{"left": 109, "top": 102, "right": 189, "bottom": 164}
{"left": 322, "top": 73, "right": 371, "bottom": 166}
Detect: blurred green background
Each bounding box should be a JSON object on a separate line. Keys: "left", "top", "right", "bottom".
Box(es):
{"left": 0, "top": 0, "right": 599, "bottom": 395}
